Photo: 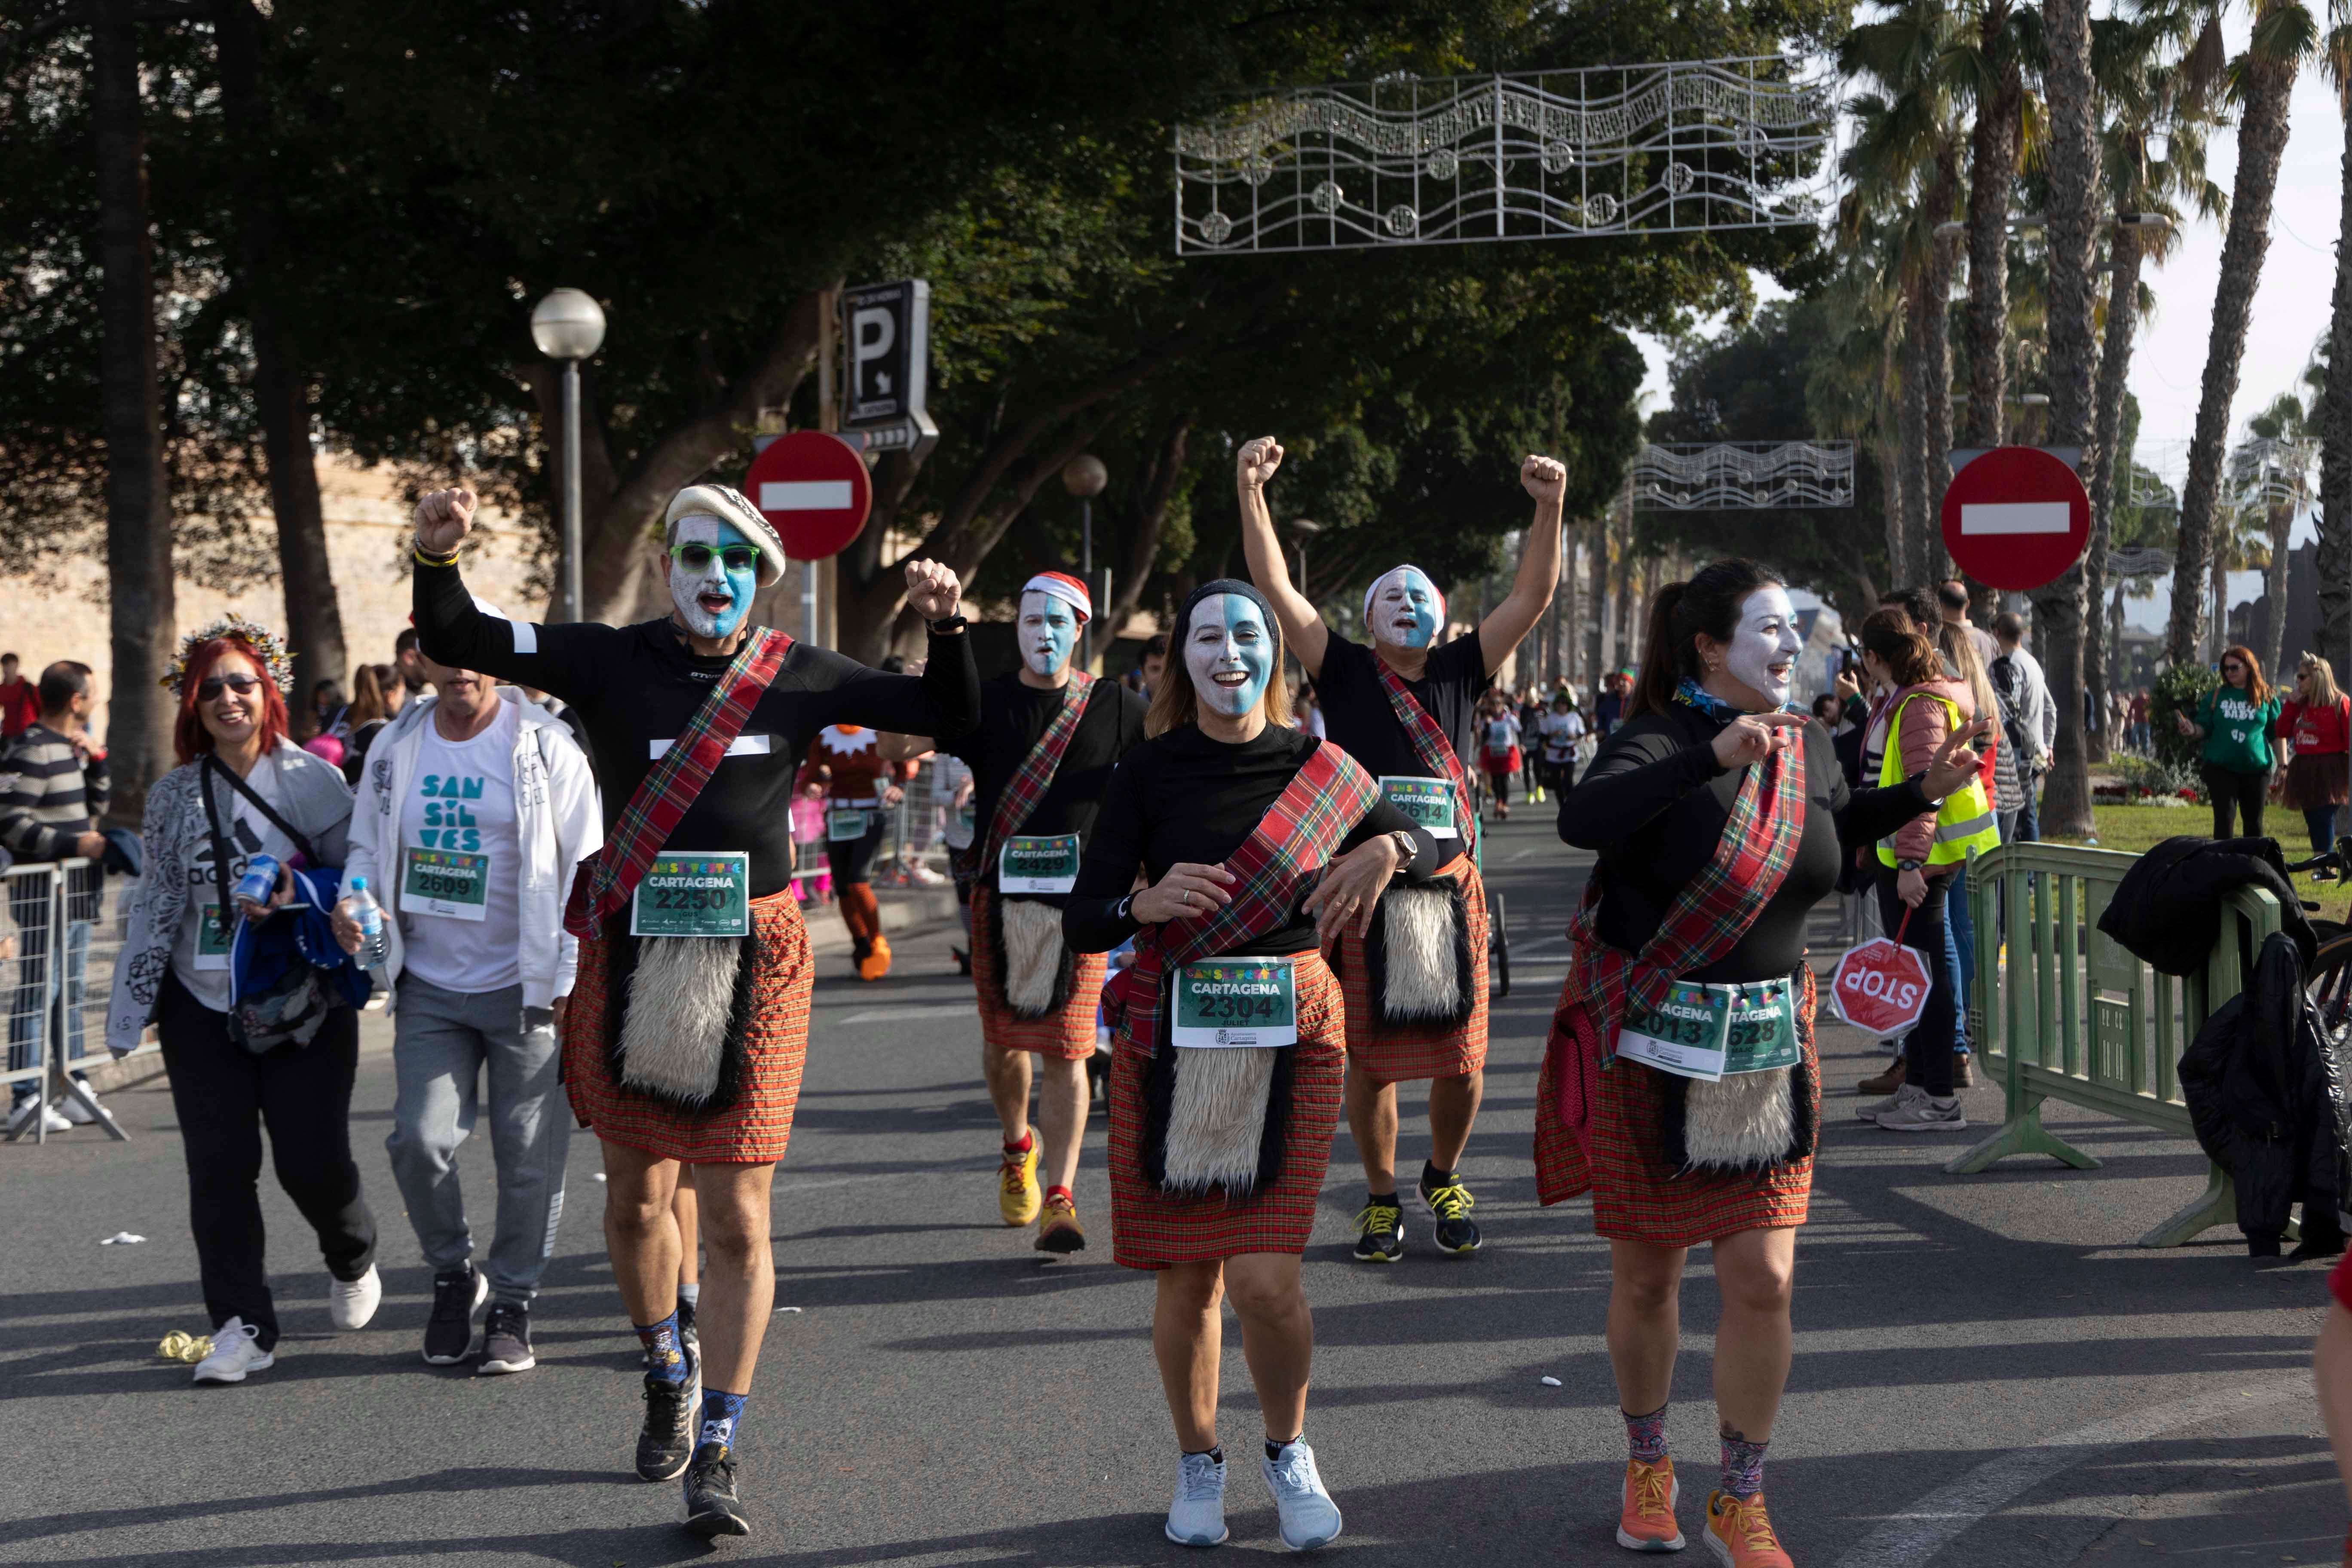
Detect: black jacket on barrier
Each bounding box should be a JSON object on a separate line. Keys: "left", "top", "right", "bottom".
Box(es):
{"left": 2096, "top": 836, "right": 2315, "bottom": 978}
{"left": 2175, "top": 930, "right": 2348, "bottom": 1257}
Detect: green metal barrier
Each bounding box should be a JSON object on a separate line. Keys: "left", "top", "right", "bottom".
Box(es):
{"left": 1949, "top": 839, "right": 2282, "bottom": 1247}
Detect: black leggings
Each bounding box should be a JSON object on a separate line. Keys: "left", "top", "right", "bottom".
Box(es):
{"left": 157, "top": 972, "right": 375, "bottom": 1349}
{"left": 1874, "top": 866, "right": 1957, "bottom": 1097}
{"left": 824, "top": 815, "right": 887, "bottom": 885}
{"left": 1484, "top": 769, "right": 1513, "bottom": 806}
{"left": 2202, "top": 764, "right": 2269, "bottom": 841}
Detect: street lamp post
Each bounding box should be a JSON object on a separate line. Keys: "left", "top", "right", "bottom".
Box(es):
{"left": 531, "top": 288, "right": 608, "bottom": 623}
{"left": 1062, "top": 454, "right": 1109, "bottom": 667}
{"left": 1288, "top": 516, "right": 1323, "bottom": 602}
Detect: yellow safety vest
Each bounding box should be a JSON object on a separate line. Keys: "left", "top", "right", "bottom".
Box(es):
{"left": 1875, "top": 692, "right": 2000, "bottom": 869}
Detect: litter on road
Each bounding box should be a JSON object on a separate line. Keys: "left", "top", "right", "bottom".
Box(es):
{"left": 101, "top": 1231, "right": 146, "bottom": 1245}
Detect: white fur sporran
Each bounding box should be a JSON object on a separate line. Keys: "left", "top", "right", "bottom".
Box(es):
{"left": 998, "top": 896, "right": 1066, "bottom": 1017}
{"left": 617, "top": 936, "right": 741, "bottom": 1105}
{"left": 1681, "top": 1066, "right": 1796, "bottom": 1170}
{"left": 1374, "top": 882, "right": 1470, "bottom": 1023}
{"left": 1160, "top": 1047, "right": 1278, "bottom": 1194}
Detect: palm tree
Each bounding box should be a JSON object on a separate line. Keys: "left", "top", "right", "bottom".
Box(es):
{"left": 2317, "top": 14, "right": 2352, "bottom": 696}
{"left": 1955, "top": 0, "right": 2038, "bottom": 450}
{"left": 2229, "top": 392, "right": 2317, "bottom": 674}
{"left": 2162, "top": 0, "right": 2317, "bottom": 665}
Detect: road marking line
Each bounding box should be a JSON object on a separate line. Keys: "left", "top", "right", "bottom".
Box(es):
{"left": 835, "top": 1004, "right": 974, "bottom": 1025}
{"left": 1830, "top": 1372, "right": 2309, "bottom": 1567}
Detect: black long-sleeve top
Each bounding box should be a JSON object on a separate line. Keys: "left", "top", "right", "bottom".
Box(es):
{"left": 1558, "top": 702, "right": 1933, "bottom": 984}
{"left": 1063, "top": 725, "right": 1441, "bottom": 956}
{"left": 414, "top": 558, "right": 980, "bottom": 899}
{"left": 942, "top": 673, "right": 1148, "bottom": 907}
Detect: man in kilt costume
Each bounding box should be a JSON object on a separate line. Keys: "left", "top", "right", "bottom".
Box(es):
{"left": 1236, "top": 435, "right": 1568, "bottom": 1261}
{"left": 1065, "top": 580, "right": 1439, "bottom": 1553}
{"left": 410, "top": 483, "right": 978, "bottom": 1539}
{"left": 1536, "top": 560, "right": 1984, "bottom": 1565}
{"left": 880, "top": 572, "right": 1144, "bottom": 1251}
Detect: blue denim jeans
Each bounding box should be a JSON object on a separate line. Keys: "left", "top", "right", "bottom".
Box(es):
{"left": 9, "top": 913, "right": 89, "bottom": 1102}
{"left": 1943, "top": 874, "right": 1972, "bottom": 1054}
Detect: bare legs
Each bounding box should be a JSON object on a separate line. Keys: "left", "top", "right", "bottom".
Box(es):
{"left": 1153, "top": 1253, "right": 1313, "bottom": 1450}
{"left": 981, "top": 1041, "right": 1089, "bottom": 1194}
{"left": 1345, "top": 1066, "right": 1485, "bottom": 1191}
{"left": 600, "top": 1139, "right": 775, "bottom": 1393}
{"left": 1607, "top": 1227, "right": 1796, "bottom": 1444}
{"left": 672, "top": 1181, "right": 699, "bottom": 1292}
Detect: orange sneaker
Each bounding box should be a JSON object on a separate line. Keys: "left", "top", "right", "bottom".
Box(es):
{"left": 858, "top": 932, "right": 893, "bottom": 981}
{"left": 1703, "top": 1490, "right": 1791, "bottom": 1567}
{"left": 1616, "top": 1456, "right": 1684, "bottom": 1552}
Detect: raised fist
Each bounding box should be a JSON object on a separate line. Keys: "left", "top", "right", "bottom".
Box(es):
{"left": 1521, "top": 454, "right": 1568, "bottom": 505}
{"left": 413, "top": 487, "right": 477, "bottom": 557}
{"left": 904, "top": 557, "right": 963, "bottom": 622}
{"left": 1237, "top": 437, "right": 1285, "bottom": 490}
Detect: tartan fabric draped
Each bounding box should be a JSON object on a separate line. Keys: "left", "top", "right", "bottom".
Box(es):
{"left": 564, "top": 627, "right": 791, "bottom": 940}
{"left": 1375, "top": 658, "right": 1477, "bottom": 856}
{"left": 1534, "top": 733, "right": 1807, "bottom": 1201}
{"left": 977, "top": 670, "right": 1096, "bottom": 873}
{"left": 1104, "top": 740, "right": 1378, "bottom": 1056}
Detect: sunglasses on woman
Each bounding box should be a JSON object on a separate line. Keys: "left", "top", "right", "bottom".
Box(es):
{"left": 671, "top": 542, "right": 761, "bottom": 573}
{"left": 196, "top": 673, "right": 263, "bottom": 701}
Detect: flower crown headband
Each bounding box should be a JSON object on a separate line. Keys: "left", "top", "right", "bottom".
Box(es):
{"left": 159, "top": 615, "right": 295, "bottom": 696}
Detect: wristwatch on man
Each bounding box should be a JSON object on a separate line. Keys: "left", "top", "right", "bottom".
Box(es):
{"left": 1388, "top": 830, "right": 1419, "bottom": 871}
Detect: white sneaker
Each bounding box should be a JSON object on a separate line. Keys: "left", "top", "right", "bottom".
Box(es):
{"left": 1260, "top": 1439, "right": 1342, "bottom": 1550}
{"left": 1165, "top": 1450, "right": 1229, "bottom": 1547}
{"left": 1874, "top": 1081, "right": 1967, "bottom": 1132}
{"left": 8, "top": 1098, "right": 69, "bottom": 1135}
{"left": 327, "top": 1263, "right": 382, "bottom": 1330}
{"left": 193, "top": 1318, "right": 276, "bottom": 1384}
{"left": 58, "top": 1090, "right": 98, "bottom": 1126}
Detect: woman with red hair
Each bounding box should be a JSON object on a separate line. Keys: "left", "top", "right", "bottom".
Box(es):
{"left": 2177, "top": 645, "right": 2284, "bottom": 840}
{"left": 104, "top": 616, "right": 380, "bottom": 1386}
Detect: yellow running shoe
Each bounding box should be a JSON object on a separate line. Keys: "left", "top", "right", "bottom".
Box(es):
{"left": 1703, "top": 1490, "right": 1792, "bottom": 1568}
{"left": 1616, "top": 1456, "right": 1683, "bottom": 1552}
{"left": 998, "top": 1136, "right": 1041, "bottom": 1225}
{"left": 1035, "top": 1190, "right": 1086, "bottom": 1253}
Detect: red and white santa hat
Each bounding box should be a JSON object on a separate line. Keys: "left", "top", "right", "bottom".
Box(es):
{"left": 1021, "top": 571, "right": 1093, "bottom": 623}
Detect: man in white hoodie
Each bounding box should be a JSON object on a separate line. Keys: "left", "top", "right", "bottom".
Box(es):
{"left": 335, "top": 639, "right": 601, "bottom": 1375}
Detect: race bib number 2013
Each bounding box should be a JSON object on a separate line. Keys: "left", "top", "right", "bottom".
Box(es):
{"left": 631, "top": 851, "right": 751, "bottom": 939}
{"left": 1171, "top": 957, "right": 1298, "bottom": 1049}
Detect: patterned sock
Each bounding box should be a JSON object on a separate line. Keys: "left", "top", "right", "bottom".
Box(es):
{"left": 677, "top": 1281, "right": 700, "bottom": 1311}
{"left": 1719, "top": 1430, "right": 1768, "bottom": 1499}
{"left": 699, "top": 1388, "right": 748, "bottom": 1450}
{"left": 635, "top": 1311, "right": 688, "bottom": 1387}
{"left": 1264, "top": 1434, "right": 1300, "bottom": 1462}
{"left": 1623, "top": 1404, "right": 1669, "bottom": 1464}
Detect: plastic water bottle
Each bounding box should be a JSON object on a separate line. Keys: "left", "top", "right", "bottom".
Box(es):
{"left": 343, "top": 876, "right": 388, "bottom": 971}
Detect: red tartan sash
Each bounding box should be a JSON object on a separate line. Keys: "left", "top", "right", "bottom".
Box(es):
{"left": 1375, "top": 656, "right": 1477, "bottom": 855}
{"left": 563, "top": 626, "right": 792, "bottom": 940}
{"left": 1549, "top": 730, "right": 1807, "bottom": 1137}
{"left": 1108, "top": 740, "right": 1378, "bottom": 1054}
{"left": 977, "top": 671, "right": 1096, "bottom": 879}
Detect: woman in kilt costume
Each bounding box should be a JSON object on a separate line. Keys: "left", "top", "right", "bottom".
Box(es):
{"left": 1064, "top": 580, "right": 1439, "bottom": 1552}
{"left": 1537, "top": 560, "right": 1986, "bottom": 1566}
{"left": 410, "top": 484, "right": 977, "bottom": 1540}
{"left": 1236, "top": 436, "right": 1568, "bottom": 1261}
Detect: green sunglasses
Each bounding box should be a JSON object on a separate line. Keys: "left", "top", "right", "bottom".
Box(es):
{"left": 671, "top": 542, "right": 761, "bottom": 573}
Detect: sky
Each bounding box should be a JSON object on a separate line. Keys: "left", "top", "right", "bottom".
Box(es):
{"left": 1635, "top": 11, "right": 2346, "bottom": 631}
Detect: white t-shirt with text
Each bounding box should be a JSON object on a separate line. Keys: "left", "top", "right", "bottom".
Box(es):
{"left": 397, "top": 702, "right": 523, "bottom": 994}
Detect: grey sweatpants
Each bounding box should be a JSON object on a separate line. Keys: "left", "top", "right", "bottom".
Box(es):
{"left": 386, "top": 975, "right": 569, "bottom": 1303}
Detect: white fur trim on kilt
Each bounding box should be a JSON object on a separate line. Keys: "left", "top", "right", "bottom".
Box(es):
{"left": 1161, "top": 1047, "right": 1277, "bottom": 1194}
{"left": 1681, "top": 1066, "right": 1796, "bottom": 1170}
{"left": 617, "top": 935, "right": 742, "bottom": 1106}
{"left": 999, "top": 896, "right": 1066, "bottom": 1017}
{"left": 1376, "top": 881, "right": 1470, "bottom": 1023}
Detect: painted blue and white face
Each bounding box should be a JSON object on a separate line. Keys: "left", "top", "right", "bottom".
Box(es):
{"left": 671, "top": 515, "right": 760, "bottom": 640}
{"left": 1017, "top": 589, "right": 1079, "bottom": 677}
{"left": 1369, "top": 566, "right": 1442, "bottom": 650}
{"left": 1726, "top": 585, "right": 1805, "bottom": 705}
{"left": 1186, "top": 593, "right": 1274, "bottom": 718}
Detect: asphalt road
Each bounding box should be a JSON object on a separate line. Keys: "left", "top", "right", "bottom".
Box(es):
{"left": 3, "top": 808, "right": 2344, "bottom": 1566}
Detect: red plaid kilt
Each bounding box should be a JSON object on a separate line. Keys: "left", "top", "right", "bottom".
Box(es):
{"left": 1107, "top": 950, "right": 1344, "bottom": 1269}
{"left": 1332, "top": 856, "right": 1489, "bottom": 1083}
{"left": 969, "top": 882, "right": 1103, "bottom": 1062}
{"left": 1533, "top": 965, "right": 1819, "bottom": 1247}
{"left": 562, "top": 887, "right": 814, "bottom": 1165}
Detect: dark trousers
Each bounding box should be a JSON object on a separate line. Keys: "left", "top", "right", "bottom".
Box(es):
{"left": 2202, "top": 764, "right": 2269, "bottom": 841}
{"left": 1875, "top": 866, "right": 1957, "bottom": 1096}
{"left": 824, "top": 815, "right": 886, "bottom": 886}
{"left": 2307, "top": 807, "right": 2340, "bottom": 859}
{"left": 157, "top": 971, "right": 376, "bottom": 1349}
{"left": 1484, "top": 768, "right": 1513, "bottom": 806}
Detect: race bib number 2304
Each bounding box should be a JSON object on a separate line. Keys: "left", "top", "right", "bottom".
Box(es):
{"left": 1170, "top": 957, "right": 1298, "bottom": 1049}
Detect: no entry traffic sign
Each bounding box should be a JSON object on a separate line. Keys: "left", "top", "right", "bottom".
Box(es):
{"left": 1940, "top": 445, "right": 2091, "bottom": 591}
{"left": 744, "top": 431, "right": 871, "bottom": 561}
{"left": 1829, "top": 937, "right": 1933, "bottom": 1039}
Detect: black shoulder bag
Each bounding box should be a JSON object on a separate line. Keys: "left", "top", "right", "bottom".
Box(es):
{"left": 199, "top": 754, "right": 347, "bottom": 1053}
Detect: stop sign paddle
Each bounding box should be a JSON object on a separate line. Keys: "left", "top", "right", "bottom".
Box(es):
{"left": 745, "top": 430, "right": 871, "bottom": 561}
{"left": 1829, "top": 934, "right": 1932, "bottom": 1039}
{"left": 1940, "top": 445, "right": 2090, "bottom": 591}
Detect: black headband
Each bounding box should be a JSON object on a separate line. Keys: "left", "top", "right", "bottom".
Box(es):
{"left": 1173, "top": 579, "right": 1276, "bottom": 646}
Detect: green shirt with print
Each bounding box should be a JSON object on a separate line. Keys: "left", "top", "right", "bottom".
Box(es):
{"left": 2197, "top": 686, "right": 2283, "bottom": 773}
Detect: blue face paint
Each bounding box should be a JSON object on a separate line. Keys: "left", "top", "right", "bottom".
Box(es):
{"left": 1369, "top": 566, "right": 1441, "bottom": 649}
{"left": 671, "top": 518, "right": 760, "bottom": 639}
{"left": 1186, "top": 593, "right": 1273, "bottom": 717}
{"left": 1019, "top": 591, "right": 1079, "bottom": 676}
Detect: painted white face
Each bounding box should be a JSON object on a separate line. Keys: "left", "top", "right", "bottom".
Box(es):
{"left": 1369, "top": 566, "right": 1441, "bottom": 650}
{"left": 1185, "top": 593, "right": 1274, "bottom": 718}
{"left": 1017, "top": 589, "right": 1080, "bottom": 676}
{"left": 1726, "top": 585, "right": 1804, "bottom": 704}
{"left": 669, "top": 515, "right": 760, "bottom": 640}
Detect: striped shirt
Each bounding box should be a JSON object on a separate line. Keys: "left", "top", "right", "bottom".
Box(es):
{"left": 0, "top": 724, "right": 108, "bottom": 863}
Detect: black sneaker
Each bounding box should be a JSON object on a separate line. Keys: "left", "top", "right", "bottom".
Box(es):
{"left": 683, "top": 1441, "right": 751, "bottom": 1537}
{"left": 636, "top": 1351, "right": 700, "bottom": 1482}
{"left": 1351, "top": 1200, "right": 1406, "bottom": 1262}
{"left": 423, "top": 1265, "right": 486, "bottom": 1365}
{"left": 1418, "top": 1170, "right": 1482, "bottom": 1255}
{"left": 476, "top": 1300, "right": 535, "bottom": 1375}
